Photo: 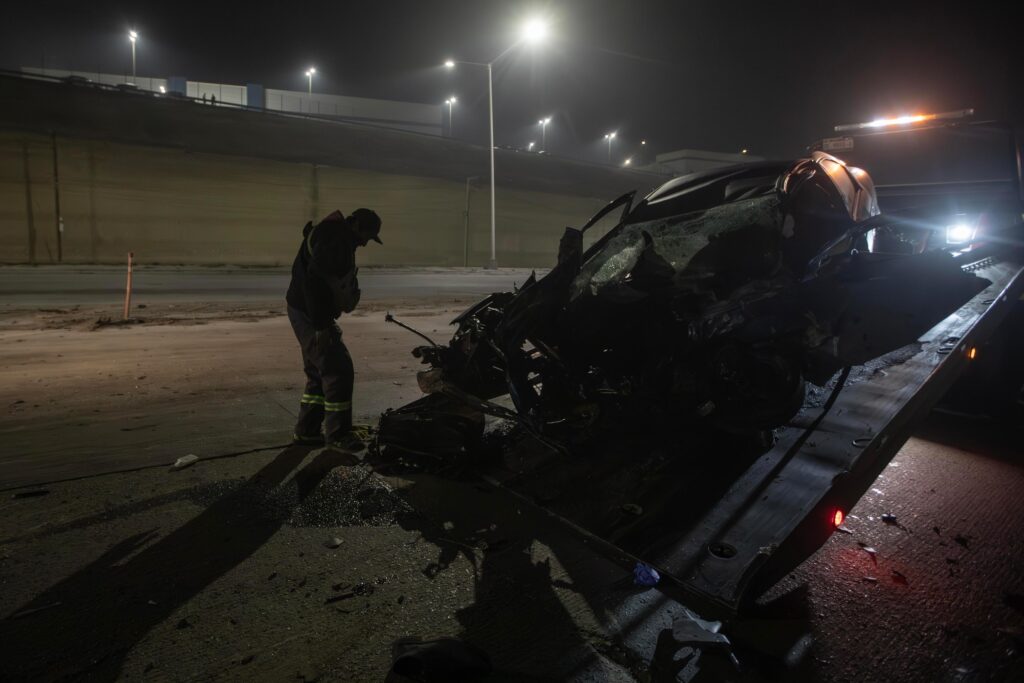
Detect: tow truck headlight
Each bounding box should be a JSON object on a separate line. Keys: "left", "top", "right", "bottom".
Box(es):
{"left": 945, "top": 222, "right": 976, "bottom": 245}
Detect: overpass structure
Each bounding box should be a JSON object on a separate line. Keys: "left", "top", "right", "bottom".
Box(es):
{"left": 20, "top": 67, "right": 444, "bottom": 136}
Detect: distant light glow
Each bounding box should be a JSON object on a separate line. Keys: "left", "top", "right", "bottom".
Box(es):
{"left": 527, "top": 141, "right": 535, "bottom": 150}
{"left": 623, "top": 158, "right": 632, "bottom": 166}
{"left": 129, "top": 30, "right": 138, "bottom": 42}
{"left": 444, "top": 59, "right": 455, "bottom": 68}
{"left": 604, "top": 131, "right": 616, "bottom": 140}
{"left": 967, "top": 346, "right": 978, "bottom": 360}
{"left": 641, "top": 140, "right": 647, "bottom": 145}
{"left": 449, "top": 95, "right": 457, "bottom": 104}
{"left": 832, "top": 509, "right": 845, "bottom": 528}
{"left": 159, "top": 85, "right": 166, "bottom": 93}
{"left": 834, "top": 109, "right": 976, "bottom": 132}
{"left": 521, "top": 17, "right": 549, "bottom": 44}
{"left": 741, "top": 148, "right": 748, "bottom": 154}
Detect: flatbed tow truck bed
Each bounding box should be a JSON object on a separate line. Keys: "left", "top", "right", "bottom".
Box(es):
{"left": 479, "top": 250, "right": 1024, "bottom": 629}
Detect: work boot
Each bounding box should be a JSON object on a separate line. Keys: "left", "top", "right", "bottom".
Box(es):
{"left": 327, "top": 431, "right": 366, "bottom": 453}
{"left": 292, "top": 433, "right": 324, "bottom": 446}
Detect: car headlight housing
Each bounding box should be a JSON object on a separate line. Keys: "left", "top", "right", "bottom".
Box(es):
{"left": 945, "top": 221, "right": 976, "bottom": 245}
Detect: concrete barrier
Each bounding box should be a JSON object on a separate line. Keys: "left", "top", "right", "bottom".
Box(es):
{"left": 0, "top": 75, "right": 665, "bottom": 266}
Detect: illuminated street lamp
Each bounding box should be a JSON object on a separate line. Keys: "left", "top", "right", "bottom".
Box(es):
{"left": 445, "top": 96, "right": 457, "bottom": 136}
{"left": 444, "top": 16, "right": 549, "bottom": 268}
{"left": 604, "top": 131, "right": 617, "bottom": 161}
{"left": 128, "top": 30, "right": 138, "bottom": 81}
{"left": 538, "top": 116, "right": 551, "bottom": 151}
{"left": 305, "top": 67, "right": 316, "bottom": 94}
{"left": 623, "top": 157, "right": 632, "bottom": 167}
{"left": 528, "top": 141, "right": 535, "bottom": 151}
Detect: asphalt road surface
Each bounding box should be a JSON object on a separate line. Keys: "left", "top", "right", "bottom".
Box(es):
{"left": 2, "top": 267, "right": 1023, "bottom": 681}
{"left": 0, "top": 265, "right": 542, "bottom": 307}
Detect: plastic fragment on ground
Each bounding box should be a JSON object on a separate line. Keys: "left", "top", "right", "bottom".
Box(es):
{"left": 633, "top": 562, "right": 660, "bottom": 587}
{"left": 171, "top": 454, "right": 199, "bottom": 470}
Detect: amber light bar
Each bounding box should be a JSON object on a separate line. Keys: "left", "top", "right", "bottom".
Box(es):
{"left": 834, "top": 108, "right": 974, "bottom": 132}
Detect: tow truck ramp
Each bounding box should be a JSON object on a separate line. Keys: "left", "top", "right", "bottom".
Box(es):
{"left": 630, "top": 253, "right": 1023, "bottom": 620}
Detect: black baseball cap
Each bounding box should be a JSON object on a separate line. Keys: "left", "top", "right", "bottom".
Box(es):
{"left": 350, "top": 208, "right": 383, "bottom": 244}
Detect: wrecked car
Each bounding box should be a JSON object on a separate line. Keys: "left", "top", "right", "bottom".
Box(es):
{"left": 381, "top": 152, "right": 989, "bottom": 455}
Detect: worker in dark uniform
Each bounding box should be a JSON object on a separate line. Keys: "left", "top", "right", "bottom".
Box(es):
{"left": 285, "top": 208, "right": 382, "bottom": 450}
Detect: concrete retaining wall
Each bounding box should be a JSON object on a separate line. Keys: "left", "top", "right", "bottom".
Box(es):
{"left": 0, "top": 131, "right": 608, "bottom": 266}
{"left": 0, "top": 74, "right": 665, "bottom": 266}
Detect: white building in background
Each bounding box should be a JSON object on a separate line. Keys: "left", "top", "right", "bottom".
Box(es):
{"left": 20, "top": 67, "right": 443, "bottom": 137}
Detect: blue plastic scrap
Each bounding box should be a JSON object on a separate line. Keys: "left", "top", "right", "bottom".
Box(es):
{"left": 633, "top": 562, "right": 661, "bottom": 587}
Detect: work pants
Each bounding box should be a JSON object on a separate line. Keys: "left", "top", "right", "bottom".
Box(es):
{"left": 288, "top": 306, "right": 354, "bottom": 442}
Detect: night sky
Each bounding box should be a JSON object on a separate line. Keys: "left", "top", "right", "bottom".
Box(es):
{"left": 1, "top": 1, "right": 1017, "bottom": 164}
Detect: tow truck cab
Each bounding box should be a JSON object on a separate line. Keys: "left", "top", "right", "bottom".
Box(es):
{"left": 812, "top": 112, "right": 1024, "bottom": 416}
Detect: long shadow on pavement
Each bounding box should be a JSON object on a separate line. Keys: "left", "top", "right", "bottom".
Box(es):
{"left": 0, "top": 444, "right": 353, "bottom": 681}
{"left": 390, "top": 473, "right": 633, "bottom": 681}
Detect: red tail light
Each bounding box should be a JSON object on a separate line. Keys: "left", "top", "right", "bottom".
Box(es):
{"left": 832, "top": 509, "right": 845, "bottom": 528}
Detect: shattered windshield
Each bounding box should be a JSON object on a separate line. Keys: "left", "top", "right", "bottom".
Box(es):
{"left": 570, "top": 195, "right": 784, "bottom": 299}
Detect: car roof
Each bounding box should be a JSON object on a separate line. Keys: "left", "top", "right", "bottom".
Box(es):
{"left": 625, "top": 160, "right": 792, "bottom": 224}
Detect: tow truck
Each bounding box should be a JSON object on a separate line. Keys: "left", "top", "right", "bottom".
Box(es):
{"left": 380, "top": 109, "right": 1024, "bottom": 677}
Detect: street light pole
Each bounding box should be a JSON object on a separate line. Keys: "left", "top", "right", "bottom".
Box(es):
{"left": 444, "top": 16, "right": 548, "bottom": 269}
{"left": 305, "top": 67, "right": 316, "bottom": 94}
{"left": 128, "top": 30, "right": 137, "bottom": 82}
{"left": 487, "top": 62, "right": 496, "bottom": 269}
{"left": 604, "top": 131, "right": 617, "bottom": 162}
{"left": 445, "top": 96, "right": 457, "bottom": 136}
{"left": 538, "top": 117, "right": 550, "bottom": 151}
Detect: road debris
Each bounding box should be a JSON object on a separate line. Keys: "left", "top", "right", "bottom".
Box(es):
{"left": 881, "top": 513, "right": 910, "bottom": 532}
{"left": 862, "top": 576, "right": 878, "bottom": 583}
{"left": 324, "top": 537, "right": 344, "bottom": 549}
{"left": 861, "top": 546, "right": 878, "bottom": 565}
{"left": 891, "top": 569, "right": 909, "bottom": 585}
{"left": 621, "top": 503, "right": 643, "bottom": 516}
{"left": 170, "top": 454, "right": 199, "bottom": 471}
{"left": 633, "top": 562, "right": 660, "bottom": 587}
{"left": 671, "top": 611, "right": 732, "bottom": 651}
{"left": 12, "top": 489, "right": 50, "bottom": 499}
{"left": 835, "top": 525, "right": 853, "bottom": 534}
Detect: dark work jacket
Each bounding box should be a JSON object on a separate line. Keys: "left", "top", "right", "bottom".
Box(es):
{"left": 285, "top": 216, "right": 358, "bottom": 330}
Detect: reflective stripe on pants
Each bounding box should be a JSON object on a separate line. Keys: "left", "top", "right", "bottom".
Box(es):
{"left": 288, "top": 306, "right": 354, "bottom": 441}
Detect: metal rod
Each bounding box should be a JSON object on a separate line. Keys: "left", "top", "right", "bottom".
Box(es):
{"left": 123, "top": 252, "right": 134, "bottom": 319}
{"left": 384, "top": 312, "right": 438, "bottom": 347}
